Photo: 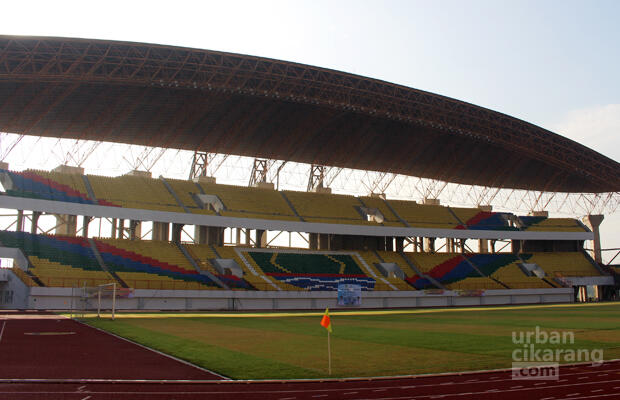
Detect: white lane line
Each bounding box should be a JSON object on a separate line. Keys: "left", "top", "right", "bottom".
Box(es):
{"left": 343, "top": 392, "right": 358, "bottom": 395}
{"left": 80, "top": 396, "right": 91, "bottom": 400}
{"left": 591, "top": 389, "right": 604, "bottom": 393}
{"left": 77, "top": 385, "right": 86, "bottom": 391}
{"left": 0, "top": 319, "right": 6, "bottom": 343}
{"left": 566, "top": 394, "right": 581, "bottom": 397}
{"left": 540, "top": 397, "right": 555, "bottom": 400}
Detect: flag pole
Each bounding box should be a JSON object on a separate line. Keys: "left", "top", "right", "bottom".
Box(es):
{"left": 327, "top": 330, "right": 332, "bottom": 375}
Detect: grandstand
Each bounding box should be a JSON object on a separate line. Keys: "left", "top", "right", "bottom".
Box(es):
{"left": 0, "top": 35, "right": 618, "bottom": 310}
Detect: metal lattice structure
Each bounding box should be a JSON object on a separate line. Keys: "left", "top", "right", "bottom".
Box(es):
{"left": 0, "top": 36, "right": 618, "bottom": 193}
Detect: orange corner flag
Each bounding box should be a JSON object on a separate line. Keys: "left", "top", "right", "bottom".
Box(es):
{"left": 320, "top": 308, "right": 332, "bottom": 333}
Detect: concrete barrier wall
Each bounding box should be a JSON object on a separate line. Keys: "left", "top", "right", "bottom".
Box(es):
{"left": 11, "top": 284, "right": 574, "bottom": 311}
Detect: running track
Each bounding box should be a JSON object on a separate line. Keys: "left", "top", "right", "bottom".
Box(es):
{"left": 1, "top": 312, "right": 619, "bottom": 399}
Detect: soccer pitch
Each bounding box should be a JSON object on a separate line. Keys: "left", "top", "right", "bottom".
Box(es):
{"left": 82, "top": 303, "right": 620, "bottom": 380}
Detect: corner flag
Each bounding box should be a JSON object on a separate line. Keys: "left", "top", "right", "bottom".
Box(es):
{"left": 320, "top": 308, "right": 332, "bottom": 333}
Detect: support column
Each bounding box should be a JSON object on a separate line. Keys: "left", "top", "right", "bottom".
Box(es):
{"left": 583, "top": 215, "right": 604, "bottom": 264}
{"left": 479, "top": 239, "right": 489, "bottom": 253}
{"left": 206, "top": 226, "right": 224, "bottom": 246}
{"left": 385, "top": 237, "right": 394, "bottom": 251}
{"left": 171, "top": 223, "right": 184, "bottom": 242}
{"left": 82, "top": 215, "right": 91, "bottom": 238}
{"left": 236, "top": 228, "right": 242, "bottom": 245}
{"left": 16, "top": 210, "right": 24, "bottom": 232}
{"left": 309, "top": 233, "right": 318, "bottom": 250}
{"left": 446, "top": 238, "right": 455, "bottom": 252}
{"left": 194, "top": 225, "right": 207, "bottom": 244}
{"left": 424, "top": 237, "right": 435, "bottom": 253}
{"left": 129, "top": 220, "right": 141, "bottom": 240}
{"left": 55, "top": 214, "right": 77, "bottom": 236}
{"left": 118, "top": 219, "right": 125, "bottom": 239}
{"left": 395, "top": 237, "right": 404, "bottom": 252}
{"left": 318, "top": 233, "right": 330, "bottom": 250}
{"left": 111, "top": 218, "right": 117, "bottom": 239}
{"left": 152, "top": 222, "right": 170, "bottom": 241}
{"left": 255, "top": 229, "right": 267, "bottom": 248}
{"left": 31, "top": 211, "right": 41, "bottom": 235}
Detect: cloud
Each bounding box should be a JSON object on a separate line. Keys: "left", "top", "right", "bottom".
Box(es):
{"left": 551, "top": 104, "right": 620, "bottom": 162}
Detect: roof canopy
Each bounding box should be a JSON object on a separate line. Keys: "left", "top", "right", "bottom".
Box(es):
{"left": 0, "top": 36, "right": 618, "bottom": 193}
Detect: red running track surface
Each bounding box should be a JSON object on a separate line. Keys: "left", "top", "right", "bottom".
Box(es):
{"left": 0, "top": 312, "right": 224, "bottom": 381}
{"left": 1, "top": 312, "right": 619, "bottom": 399}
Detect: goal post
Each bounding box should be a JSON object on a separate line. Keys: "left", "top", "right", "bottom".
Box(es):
{"left": 96, "top": 282, "right": 117, "bottom": 320}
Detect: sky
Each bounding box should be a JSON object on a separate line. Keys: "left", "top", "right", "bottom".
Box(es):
{"left": 0, "top": 0, "right": 618, "bottom": 257}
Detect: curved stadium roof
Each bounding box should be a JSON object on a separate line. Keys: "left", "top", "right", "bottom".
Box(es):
{"left": 0, "top": 36, "right": 618, "bottom": 193}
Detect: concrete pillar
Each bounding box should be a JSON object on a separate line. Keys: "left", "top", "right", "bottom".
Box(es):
{"left": 583, "top": 215, "right": 604, "bottom": 264}
{"left": 194, "top": 225, "right": 207, "bottom": 244}
{"left": 255, "top": 229, "right": 267, "bottom": 248}
{"left": 55, "top": 214, "right": 77, "bottom": 236}
{"left": 424, "top": 237, "right": 435, "bottom": 253}
{"left": 446, "top": 238, "right": 455, "bottom": 253}
{"left": 16, "top": 210, "right": 24, "bottom": 232}
{"left": 82, "top": 215, "right": 91, "bottom": 238}
{"left": 129, "top": 220, "right": 141, "bottom": 240}
{"left": 459, "top": 239, "right": 466, "bottom": 254}
{"left": 245, "top": 229, "right": 251, "bottom": 246}
{"left": 236, "top": 228, "right": 242, "bottom": 245}
{"left": 395, "top": 237, "right": 404, "bottom": 252}
{"left": 111, "top": 218, "right": 117, "bottom": 239}
{"left": 206, "top": 226, "right": 224, "bottom": 246}
{"left": 31, "top": 211, "right": 41, "bottom": 235}
{"left": 152, "top": 222, "right": 170, "bottom": 241}
{"left": 309, "top": 233, "right": 318, "bottom": 250}
{"left": 171, "top": 223, "right": 184, "bottom": 242}
{"left": 318, "top": 233, "right": 329, "bottom": 250}
{"left": 490, "top": 240, "right": 496, "bottom": 254}
{"left": 479, "top": 239, "right": 489, "bottom": 253}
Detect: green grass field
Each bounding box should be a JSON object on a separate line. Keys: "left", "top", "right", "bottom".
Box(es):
{"left": 82, "top": 303, "right": 620, "bottom": 380}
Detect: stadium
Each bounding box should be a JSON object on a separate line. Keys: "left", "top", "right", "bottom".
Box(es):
{"left": 0, "top": 36, "right": 618, "bottom": 399}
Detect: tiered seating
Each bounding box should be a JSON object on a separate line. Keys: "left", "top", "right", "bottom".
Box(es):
{"left": 93, "top": 238, "right": 220, "bottom": 290}
{"left": 451, "top": 208, "right": 514, "bottom": 230}
{"left": 283, "top": 191, "right": 369, "bottom": 225}
{"left": 356, "top": 251, "right": 408, "bottom": 290}
{"left": 200, "top": 183, "right": 299, "bottom": 221}
{"left": 528, "top": 252, "right": 602, "bottom": 277}
{"left": 11, "top": 266, "right": 38, "bottom": 287}
{"left": 245, "top": 251, "right": 375, "bottom": 291}
{"left": 0, "top": 169, "right": 98, "bottom": 205}
{"left": 0, "top": 231, "right": 115, "bottom": 287}
{"left": 467, "top": 253, "right": 549, "bottom": 289}
{"left": 28, "top": 256, "right": 114, "bottom": 287}
{"left": 179, "top": 244, "right": 254, "bottom": 289}
{"left": 358, "top": 196, "right": 406, "bottom": 227}
{"left": 88, "top": 174, "right": 183, "bottom": 212}
{"left": 376, "top": 251, "right": 414, "bottom": 275}
{"left": 163, "top": 178, "right": 215, "bottom": 215}
{"left": 215, "top": 246, "right": 289, "bottom": 290}
{"left": 404, "top": 253, "right": 501, "bottom": 290}
{"left": 520, "top": 216, "right": 587, "bottom": 232}
{"left": 386, "top": 201, "right": 459, "bottom": 229}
